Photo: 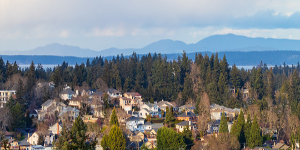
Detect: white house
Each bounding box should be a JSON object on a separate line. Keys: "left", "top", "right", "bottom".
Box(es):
{"left": 140, "top": 103, "right": 161, "bottom": 118}
{"left": 60, "top": 88, "right": 76, "bottom": 100}
{"left": 107, "top": 88, "right": 122, "bottom": 98}
{"left": 48, "top": 122, "right": 62, "bottom": 135}
{"left": 0, "top": 90, "right": 16, "bottom": 108}
{"left": 126, "top": 116, "right": 145, "bottom": 132}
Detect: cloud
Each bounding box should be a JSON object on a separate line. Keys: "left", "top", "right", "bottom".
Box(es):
{"left": 86, "top": 28, "right": 125, "bottom": 37}
{"left": 59, "top": 30, "right": 69, "bottom": 38}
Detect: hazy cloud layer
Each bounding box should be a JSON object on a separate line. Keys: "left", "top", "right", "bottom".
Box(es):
{"left": 1, "top": 0, "right": 300, "bottom": 51}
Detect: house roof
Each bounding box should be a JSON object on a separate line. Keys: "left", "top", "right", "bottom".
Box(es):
{"left": 144, "top": 122, "right": 153, "bottom": 125}
{"left": 18, "top": 141, "right": 30, "bottom": 146}
{"left": 210, "top": 104, "right": 240, "bottom": 113}
{"left": 176, "top": 112, "right": 198, "bottom": 118}
{"left": 93, "top": 91, "right": 103, "bottom": 97}
{"left": 41, "top": 99, "right": 54, "bottom": 107}
{"left": 125, "top": 92, "right": 141, "bottom": 97}
{"left": 107, "top": 88, "right": 121, "bottom": 94}
{"left": 143, "top": 103, "right": 157, "bottom": 108}
{"left": 60, "top": 89, "right": 75, "bottom": 95}
{"left": 179, "top": 104, "right": 195, "bottom": 110}
{"left": 176, "top": 121, "right": 196, "bottom": 126}
{"left": 127, "top": 116, "right": 144, "bottom": 121}
{"left": 59, "top": 106, "right": 79, "bottom": 116}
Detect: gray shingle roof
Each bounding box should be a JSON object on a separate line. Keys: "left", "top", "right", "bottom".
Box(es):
{"left": 42, "top": 99, "right": 54, "bottom": 107}
{"left": 176, "top": 121, "right": 196, "bottom": 126}
{"left": 127, "top": 116, "right": 144, "bottom": 121}
{"left": 60, "top": 89, "right": 75, "bottom": 95}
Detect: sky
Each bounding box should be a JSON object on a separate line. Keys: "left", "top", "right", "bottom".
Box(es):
{"left": 1, "top": 0, "right": 300, "bottom": 51}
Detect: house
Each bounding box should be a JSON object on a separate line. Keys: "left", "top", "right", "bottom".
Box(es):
{"left": 18, "top": 141, "right": 31, "bottom": 150}
{"left": 37, "top": 100, "right": 66, "bottom": 121}
{"left": 29, "top": 109, "right": 38, "bottom": 118}
{"left": 48, "top": 122, "right": 62, "bottom": 135}
{"left": 69, "top": 96, "right": 88, "bottom": 108}
{"left": 119, "top": 97, "right": 133, "bottom": 112}
{"left": 60, "top": 88, "right": 76, "bottom": 100}
{"left": 90, "top": 92, "right": 104, "bottom": 117}
{"left": 124, "top": 92, "right": 144, "bottom": 108}
{"left": 145, "top": 141, "right": 157, "bottom": 149}
{"left": 29, "top": 145, "right": 46, "bottom": 150}
{"left": 210, "top": 104, "right": 240, "bottom": 121}
{"left": 176, "top": 111, "right": 199, "bottom": 122}
{"left": 143, "top": 122, "right": 153, "bottom": 131}
{"left": 58, "top": 106, "right": 79, "bottom": 122}
{"left": 178, "top": 103, "right": 196, "bottom": 113}
{"left": 126, "top": 116, "right": 145, "bottom": 132}
{"left": 127, "top": 110, "right": 139, "bottom": 117}
{"left": 130, "top": 131, "right": 145, "bottom": 142}
{"left": 272, "top": 142, "right": 290, "bottom": 150}
{"left": 27, "top": 132, "right": 39, "bottom": 145}
{"left": 146, "top": 129, "right": 158, "bottom": 142}
{"left": 140, "top": 103, "right": 161, "bottom": 118}
{"left": 175, "top": 121, "right": 197, "bottom": 132}
{"left": 157, "top": 100, "right": 178, "bottom": 112}
{"left": 107, "top": 88, "right": 122, "bottom": 98}
{"left": 207, "top": 120, "right": 233, "bottom": 134}
{"left": 0, "top": 90, "right": 16, "bottom": 108}
{"left": 43, "top": 132, "right": 55, "bottom": 147}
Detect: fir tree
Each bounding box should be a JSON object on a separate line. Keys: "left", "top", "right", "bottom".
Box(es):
{"left": 110, "top": 107, "right": 119, "bottom": 126}
{"left": 231, "top": 110, "right": 245, "bottom": 145}
{"left": 70, "top": 116, "right": 88, "bottom": 149}
{"left": 157, "top": 127, "right": 186, "bottom": 149}
{"left": 101, "top": 125, "right": 126, "bottom": 150}
{"left": 244, "top": 114, "right": 252, "bottom": 146}
{"left": 181, "top": 123, "right": 194, "bottom": 149}
{"left": 219, "top": 112, "right": 228, "bottom": 133}
{"left": 248, "top": 115, "right": 262, "bottom": 148}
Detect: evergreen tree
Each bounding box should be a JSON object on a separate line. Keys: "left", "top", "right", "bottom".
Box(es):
{"left": 157, "top": 127, "right": 186, "bottom": 150}
{"left": 11, "top": 102, "right": 25, "bottom": 129}
{"left": 70, "top": 116, "right": 88, "bottom": 149}
{"left": 254, "top": 68, "right": 264, "bottom": 99}
{"left": 54, "top": 123, "right": 71, "bottom": 149}
{"left": 244, "top": 114, "right": 252, "bottom": 146}
{"left": 110, "top": 107, "right": 119, "bottom": 126}
{"left": 219, "top": 112, "right": 228, "bottom": 133}
{"left": 181, "top": 123, "right": 194, "bottom": 149}
{"left": 248, "top": 115, "right": 262, "bottom": 148}
{"left": 101, "top": 125, "right": 126, "bottom": 150}
{"left": 231, "top": 110, "right": 245, "bottom": 145}
{"left": 230, "top": 64, "right": 241, "bottom": 92}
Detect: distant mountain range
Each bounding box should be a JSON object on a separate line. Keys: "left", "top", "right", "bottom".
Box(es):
{"left": 2, "top": 34, "right": 300, "bottom": 57}
{"left": 1, "top": 51, "right": 300, "bottom": 67}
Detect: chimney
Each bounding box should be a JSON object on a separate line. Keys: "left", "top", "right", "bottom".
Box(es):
{"left": 189, "top": 121, "right": 191, "bottom": 126}
{"left": 28, "top": 133, "right": 29, "bottom": 139}
{"left": 186, "top": 111, "right": 188, "bottom": 115}
{"left": 57, "top": 122, "right": 59, "bottom": 135}
{"left": 76, "top": 90, "right": 79, "bottom": 95}
{"left": 151, "top": 140, "right": 153, "bottom": 149}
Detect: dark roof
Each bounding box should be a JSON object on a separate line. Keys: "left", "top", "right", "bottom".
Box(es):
{"left": 176, "top": 121, "right": 196, "bottom": 126}
{"left": 60, "top": 88, "right": 75, "bottom": 95}
{"left": 127, "top": 116, "right": 144, "bottom": 121}
{"left": 93, "top": 91, "right": 103, "bottom": 97}
{"left": 18, "top": 141, "right": 30, "bottom": 146}
{"left": 176, "top": 112, "right": 198, "bottom": 118}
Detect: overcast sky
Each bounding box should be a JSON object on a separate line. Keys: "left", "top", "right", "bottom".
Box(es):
{"left": 1, "top": 0, "right": 300, "bottom": 51}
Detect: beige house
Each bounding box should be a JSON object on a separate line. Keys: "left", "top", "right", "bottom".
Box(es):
{"left": 27, "top": 132, "right": 39, "bottom": 145}
{"left": 37, "top": 100, "right": 66, "bottom": 121}
{"left": 0, "top": 90, "right": 16, "bottom": 107}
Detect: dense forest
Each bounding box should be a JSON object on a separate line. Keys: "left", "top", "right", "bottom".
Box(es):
{"left": 0, "top": 51, "right": 300, "bottom": 148}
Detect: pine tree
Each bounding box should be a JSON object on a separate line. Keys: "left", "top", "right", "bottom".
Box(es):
{"left": 231, "top": 110, "right": 245, "bottom": 145}
{"left": 181, "top": 123, "right": 193, "bottom": 149}
{"left": 70, "top": 116, "right": 88, "bottom": 149}
{"left": 110, "top": 107, "right": 119, "bottom": 126}
{"left": 244, "top": 114, "right": 252, "bottom": 146}
{"left": 254, "top": 68, "right": 264, "bottom": 99}
{"left": 11, "top": 102, "right": 25, "bottom": 129}
{"left": 157, "top": 127, "right": 186, "bottom": 149}
{"left": 230, "top": 64, "right": 241, "bottom": 92}
{"left": 219, "top": 112, "right": 228, "bottom": 133}
{"left": 101, "top": 125, "right": 126, "bottom": 150}
{"left": 54, "top": 123, "right": 71, "bottom": 149}
{"left": 248, "top": 115, "right": 262, "bottom": 148}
